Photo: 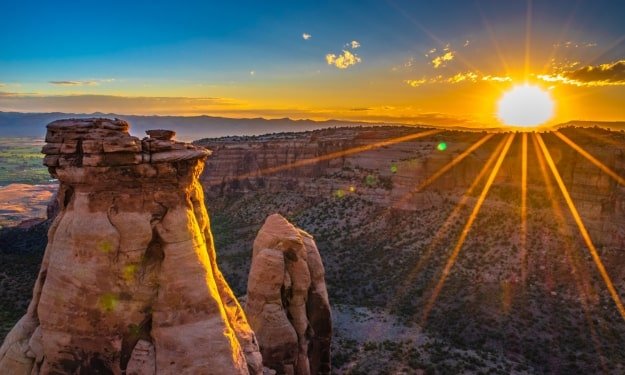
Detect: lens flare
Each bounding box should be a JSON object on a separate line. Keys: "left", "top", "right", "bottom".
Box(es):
{"left": 497, "top": 84, "right": 554, "bottom": 127}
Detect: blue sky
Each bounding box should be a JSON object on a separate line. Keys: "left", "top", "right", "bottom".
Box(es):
{"left": 1, "top": 0, "right": 624, "bottom": 126}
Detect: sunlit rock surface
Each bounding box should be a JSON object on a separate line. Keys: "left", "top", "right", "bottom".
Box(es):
{"left": 0, "top": 183, "right": 57, "bottom": 228}
{"left": 0, "top": 118, "right": 263, "bottom": 374}
{"left": 246, "top": 214, "right": 331, "bottom": 375}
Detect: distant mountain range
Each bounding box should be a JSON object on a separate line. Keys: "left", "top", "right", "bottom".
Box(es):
{"left": 0, "top": 111, "right": 387, "bottom": 141}
{"left": 1, "top": 111, "right": 623, "bottom": 140}
{"left": 556, "top": 120, "right": 625, "bottom": 131}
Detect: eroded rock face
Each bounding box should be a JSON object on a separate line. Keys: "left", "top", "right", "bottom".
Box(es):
{"left": 0, "top": 118, "right": 263, "bottom": 374}
{"left": 245, "top": 214, "right": 331, "bottom": 375}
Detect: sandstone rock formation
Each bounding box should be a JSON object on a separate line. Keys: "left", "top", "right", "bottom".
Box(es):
{"left": 245, "top": 214, "right": 331, "bottom": 375}
{"left": 0, "top": 118, "right": 263, "bottom": 374}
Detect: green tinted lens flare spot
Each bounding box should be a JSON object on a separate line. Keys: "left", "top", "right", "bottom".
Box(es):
{"left": 437, "top": 142, "right": 447, "bottom": 151}
{"left": 99, "top": 293, "right": 118, "bottom": 312}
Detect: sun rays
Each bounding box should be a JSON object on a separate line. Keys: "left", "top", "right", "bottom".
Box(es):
{"left": 553, "top": 131, "right": 625, "bottom": 186}
{"left": 536, "top": 133, "right": 625, "bottom": 321}
{"left": 519, "top": 133, "right": 528, "bottom": 284}
{"left": 417, "top": 129, "right": 625, "bottom": 326}
{"left": 213, "top": 122, "right": 625, "bottom": 328}
{"left": 394, "top": 133, "right": 495, "bottom": 207}
{"left": 420, "top": 133, "right": 515, "bottom": 324}
{"left": 388, "top": 134, "right": 510, "bottom": 309}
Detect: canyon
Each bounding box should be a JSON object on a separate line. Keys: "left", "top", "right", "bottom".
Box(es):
{"left": 2, "top": 121, "right": 625, "bottom": 373}
{"left": 196, "top": 125, "right": 625, "bottom": 373}
{"left": 197, "top": 126, "right": 625, "bottom": 250}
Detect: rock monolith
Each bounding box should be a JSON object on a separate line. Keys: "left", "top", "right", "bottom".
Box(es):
{"left": 245, "top": 214, "right": 331, "bottom": 375}
{"left": 0, "top": 118, "right": 263, "bottom": 374}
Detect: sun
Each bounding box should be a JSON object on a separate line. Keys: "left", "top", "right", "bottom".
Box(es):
{"left": 497, "top": 84, "right": 554, "bottom": 127}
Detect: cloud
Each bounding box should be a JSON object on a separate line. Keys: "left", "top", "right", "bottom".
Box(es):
{"left": 302, "top": 33, "right": 311, "bottom": 40}
{"left": 49, "top": 80, "right": 97, "bottom": 86}
{"left": 49, "top": 78, "right": 115, "bottom": 86}
{"left": 349, "top": 40, "right": 360, "bottom": 49}
{"left": 404, "top": 79, "right": 427, "bottom": 87}
{"left": 463, "top": 40, "right": 470, "bottom": 47}
{"left": 447, "top": 72, "right": 478, "bottom": 83}
{"left": 431, "top": 51, "right": 455, "bottom": 68}
{"left": 0, "top": 83, "right": 5, "bottom": 88}
{"left": 538, "top": 60, "right": 625, "bottom": 86}
{"left": 250, "top": 71, "right": 255, "bottom": 76}
{"left": 481, "top": 75, "right": 512, "bottom": 83}
{"left": 404, "top": 72, "right": 511, "bottom": 87}
{"left": 325, "top": 50, "right": 362, "bottom": 69}
{"left": 0, "top": 93, "right": 241, "bottom": 115}
{"left": 554, "top": 41, "right": 597, "bottom": 48}
{"left": 426, "top": 48, "right": 437, "bottom": 56}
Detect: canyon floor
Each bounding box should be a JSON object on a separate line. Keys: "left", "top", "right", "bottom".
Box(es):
{"left": 2, "top": 125, "right": 625, "bottom": 374}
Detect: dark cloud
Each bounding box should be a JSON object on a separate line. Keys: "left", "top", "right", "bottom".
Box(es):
{"left": 539, "top": 60, "right": 625, "bottom": 86}
{"left": 566, "top": 60, "right": 625, "bottom": 83}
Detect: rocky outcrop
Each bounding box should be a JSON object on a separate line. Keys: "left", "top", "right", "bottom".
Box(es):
{"left": 0, "top": 118, "right": 263, "bottom": 374}
{"left": 245, "top": 214, "right": 331, "bottom": 375}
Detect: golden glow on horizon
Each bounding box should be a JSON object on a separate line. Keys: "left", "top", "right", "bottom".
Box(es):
{"left": 497, "top": 84, "right": 554, "bottom": 127}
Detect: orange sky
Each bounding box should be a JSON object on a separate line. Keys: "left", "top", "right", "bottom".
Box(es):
{"left": 1, "top": 1, "right": 624, "bottom": 129}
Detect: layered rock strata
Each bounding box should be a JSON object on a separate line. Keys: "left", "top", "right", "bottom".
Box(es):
{"left": 245, "top": 214, "right": 331, "bottom": 375}
{"left": 0, "top": 118, "right": 263, "bottom": 374}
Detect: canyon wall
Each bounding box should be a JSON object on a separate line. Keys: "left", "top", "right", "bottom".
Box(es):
{"left": 197, "top": 127, "right": 625, "bottom": 249}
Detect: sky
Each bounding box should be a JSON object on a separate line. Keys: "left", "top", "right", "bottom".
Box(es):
{"left": 1, "top": 0, "right": 624, "bottom": 128}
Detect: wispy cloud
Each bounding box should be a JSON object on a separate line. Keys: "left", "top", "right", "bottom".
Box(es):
{"left": 348, "top": 40, "right": 360, "bottom": 49}
{"left": 49, "top": 80, "right": 97, "bottom": 86}
{"left": 538, "top": 60, "right": 625, "bottom": 86}
{"left": 0, "top": 93, "right": 242, "bottom": 115}
{"left": 49, "top": 78, "right": 115, "bottom": 86}
{"left": 553, "top": 41, "right": 597, "bottom": 48}
{"left": 481, "top": 75, "right": 512, "bottom": 83}
{"left": 404, "top": 72, "right": 511, "bottom": 87}
{"left": 391, "top": 57, "right": 417, "bottom": 72}
{"left": 405, "top": 79, "right": 427, "bottom": 87}
{"left": 447, "top": 72, "right": 479, "bottom": 83}
{"left": 326, "top": 50, "right": 362, "bottom": 69}
{"left": 302, "top": 33, "right": 311, "bottom": 40}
